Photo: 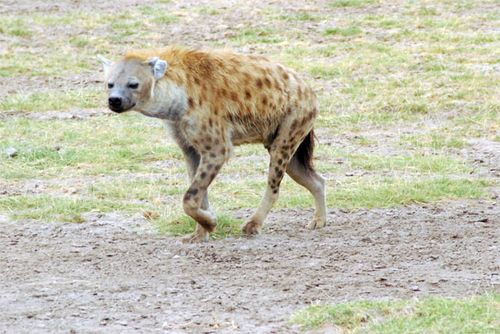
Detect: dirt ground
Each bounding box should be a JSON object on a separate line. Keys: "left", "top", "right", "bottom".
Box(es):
{"left": 0, "top": 200, "right": 498, "bottom": 333}
{"left": 1, "top": 0, "right": 499, "bottom": 332}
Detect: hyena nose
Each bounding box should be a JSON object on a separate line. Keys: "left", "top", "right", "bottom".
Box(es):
{"left": 108, "top": 97, "right": 122, "bottom": 108}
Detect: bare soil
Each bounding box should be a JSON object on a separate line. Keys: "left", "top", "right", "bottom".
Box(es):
{"left": 1, "top": 200, "right": 498, "bottom": 333}
{"left": 1, "top": 0, "right": 499, "bottom": 332}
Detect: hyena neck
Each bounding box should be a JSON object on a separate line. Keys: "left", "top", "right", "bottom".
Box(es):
{"left": 137, "top": 80, "right": 187, "bottom": 122}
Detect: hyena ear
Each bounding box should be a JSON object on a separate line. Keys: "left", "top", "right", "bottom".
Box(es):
{"left": 97, "top": 55, "right": 112, "bottom": 76}
{"left": 147, "top": 57, "right": 168, "bottom": 80}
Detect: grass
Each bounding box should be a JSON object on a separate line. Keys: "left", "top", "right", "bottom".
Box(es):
{"left": 230, "top": 27, "right": 283, "bottom": 45}
{"left": 155, "top": 213, "right": 243, "bottom": 240}
{"left": 325, "top": 177, "right": 487, "bottom": 210}
{"left": 0, "top": 89, "right": 103, "bottom": 112}
{"left": 290, "top": 294, "right": 500, "bottom": 333}
{"left": 329, "top": 0, "right": 378, "bottom": 8}
{"left": 0, "top": 115, "right": 182, "bottom": 180}
{"left": 0, "top": 195, "right": 137, "bottom": 223}
{"left": 324, "top": 26, "right": 363, "bottom": 37}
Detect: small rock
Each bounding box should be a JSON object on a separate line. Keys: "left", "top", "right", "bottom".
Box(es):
{"left": 5, "top": 147, "right": 18, "bottom": 158}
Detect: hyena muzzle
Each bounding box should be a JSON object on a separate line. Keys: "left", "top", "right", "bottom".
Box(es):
{"left": 98, "top": 46, "right": 326, "bottom": 242}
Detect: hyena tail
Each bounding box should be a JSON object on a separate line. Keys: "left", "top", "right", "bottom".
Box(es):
{"left": 294, "top": 129, "right": 315, "bottom": 171}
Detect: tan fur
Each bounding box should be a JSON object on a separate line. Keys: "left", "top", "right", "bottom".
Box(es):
{"left": 103, "top": 45, "right": 326, "bottom": 242}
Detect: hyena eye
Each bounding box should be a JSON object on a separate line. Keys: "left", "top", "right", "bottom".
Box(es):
{"left": 107, "top": 82, "right": 114, "bottom": 89}
{"left": 128, "top": 83, "right": 139, "bottom": 89}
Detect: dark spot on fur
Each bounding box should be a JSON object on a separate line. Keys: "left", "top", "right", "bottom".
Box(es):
{"left": 273, "top": 189, "right": 278, "bottom": 194}
{"left": 205, "top": 145, "right": 211, "bottom": 151}
{"left": 207, "top": 163, "right": 214, "bottom": 170}
{"left": 210, "top": 152, "right": 216, "bottom": 158}
{"left": 230, "top": 91, "right": 238, "bottom": 102}
{"left": 184, "top": 187, "right": 199, "bottom": 200}
{"left": 245, "top": 89, "right": 252, "bottom": 99}
{"left": 262, "top": 96, "right": 268, "bottom": 107}
{"left": 273, "top": 77, "right": 281, "bottom": 91}
{"left": 264, "top": 77, "right": 272, "bottom": 88}
{"left": 282, "top": 72, "right": 289, "bottom": 80}
{"left": 200, "top": 172, "right": 207, "bottom": 179}
{"left": 256, "top": 78, "right": 263, "bottom": 88}
{"left": 188, "top": 97, "right": 194, "bottom": 109}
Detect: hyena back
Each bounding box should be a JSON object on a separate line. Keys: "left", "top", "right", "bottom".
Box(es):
{"left": 99, "top": 46, "right": 326, "bottom": 242}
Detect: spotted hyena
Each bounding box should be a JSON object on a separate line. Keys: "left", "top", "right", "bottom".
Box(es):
{"left": 98, "top": 46, "right": 326, "bottom": 242}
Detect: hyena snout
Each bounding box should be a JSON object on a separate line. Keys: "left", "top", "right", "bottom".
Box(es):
{"left": 108, "top": 96, "right": 122, "bottom": 110}
{"left": 107, "top": 95, "right": 135, "bottom": 113}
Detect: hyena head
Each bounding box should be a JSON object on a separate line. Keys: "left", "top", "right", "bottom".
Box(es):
{"left": 97, "top": 55, "right": 167, "bottom": 113}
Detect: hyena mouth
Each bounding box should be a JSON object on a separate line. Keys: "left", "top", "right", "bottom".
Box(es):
{"left": 110, "top": 103, "right": 135, "bottom": 113}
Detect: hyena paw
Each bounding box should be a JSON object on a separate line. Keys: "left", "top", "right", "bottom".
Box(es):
{"left": 307, "top": 216, "right": 326, "bottom": 230}
{"left": 242, "top": 220, "right": 261, "bottom": 236}
{"left": 181, "top": 229, "right": 209, "bottom": 243}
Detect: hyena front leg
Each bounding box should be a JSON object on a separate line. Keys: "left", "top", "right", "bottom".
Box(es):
{"left": 179, "top": 145, "right": 213, "bottom": 242}
{"left": 180, "top": 145, "right": 210, "bottom": 211}
{"left": 182, "top": 151, "right": 226, "bottom": 243}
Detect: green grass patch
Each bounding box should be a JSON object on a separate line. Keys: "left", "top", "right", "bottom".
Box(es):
{"left": 329, "top": 0, "right": 377, "bottom": 8}
{"left": 154, "top": 213, "right": 242, "bottom": 239}
{"left": 0, "top": 115, "right": 182, "bottom": 180}
{"left": 0, "top": 49, "right": 96, "bottom": 77}
{"left": 0, "top": 89, "right": 103, "bottom": 112}
{"left": 0, "top": 17, "right": 32, "bottom": 37}
{"left": 277, "top": 11, "right": 322, "bottom": 22}
{"left": 401, "top": 133, "right": 466, "bottom": 150}
{"left": 197, "top": 6, "right": 221, "bottom": 16}
{"left": 88, "top": 177, "right": 185, "bottom": 202}
{"left": 230, "top": 27, "right": 283, "bottom": 45}
{"left": 138, "top": 6, "right": 179, "bottom": 24}
{"left": 325, "top": 177, "right": 487, "bottom": 210}
{"left": 0, "top": 195, "right": 136, "bottom": 223}
{"left": 324, "top": 26, "right": 362, "bottom": 37}
{"left": 345, "top": 154, "right": 470, "bottom": 174}
{"left": 291, "top": 294, "right": 500, "bottom": 333}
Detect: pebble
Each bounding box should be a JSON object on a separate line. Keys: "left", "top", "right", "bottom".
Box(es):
{"left": 5, "top": 147, "right": 17, "bottom": 157}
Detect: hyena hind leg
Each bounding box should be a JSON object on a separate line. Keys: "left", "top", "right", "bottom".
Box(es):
{"left": 286, "top": 153, "right": 326, "bottom": 229}
{"left": 242, "top": 127, "right": 306, "bottom": 235}
{"left": 242, "top": 147, "right": 290, "bottom": 235}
